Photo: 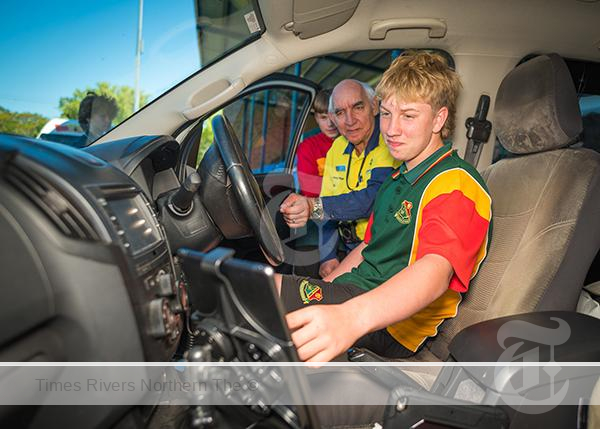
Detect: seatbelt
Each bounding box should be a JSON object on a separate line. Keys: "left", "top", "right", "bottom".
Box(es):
{"left": 464, "top": 94, "right": 492, "bottom": 167}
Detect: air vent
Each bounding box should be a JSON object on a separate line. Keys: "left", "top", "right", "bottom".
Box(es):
{"left": 4, "top": 163, "right": 100, "bottom": 241}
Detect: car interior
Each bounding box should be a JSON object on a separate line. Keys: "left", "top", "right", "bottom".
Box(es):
{"left": 1, "top": 0, "right": 600, "bottom": 428}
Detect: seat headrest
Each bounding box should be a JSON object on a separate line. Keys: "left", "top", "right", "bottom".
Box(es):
{"left": 495, "top": 54, "right": 582, "bottom": 155}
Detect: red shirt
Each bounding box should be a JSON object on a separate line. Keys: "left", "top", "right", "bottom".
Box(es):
{"left": 296, "top": 132, "right": 334, "bottom": 197}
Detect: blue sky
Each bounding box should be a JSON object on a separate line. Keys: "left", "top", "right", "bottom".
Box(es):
{"left": 0, "top": 0, "right": 199, "bottom": 118}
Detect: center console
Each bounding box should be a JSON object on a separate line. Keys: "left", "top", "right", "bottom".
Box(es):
{"left": 94, "top": 184, "right": 186, "bottom": 361}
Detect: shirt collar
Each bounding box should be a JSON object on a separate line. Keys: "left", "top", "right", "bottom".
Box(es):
{"left": 343, "top": 116, "right": 380, "bottom": 156}
{"left": 392, "top": 143, "right": 454, "bottom": 184}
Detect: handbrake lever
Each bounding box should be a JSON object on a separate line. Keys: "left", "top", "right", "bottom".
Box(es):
{"left": 347, "top": 347, "right": 427, "bottom": 392}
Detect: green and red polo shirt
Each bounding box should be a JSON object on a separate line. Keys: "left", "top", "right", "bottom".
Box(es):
{"left": 334, "top": 143, "right": 492, "bottom": 352}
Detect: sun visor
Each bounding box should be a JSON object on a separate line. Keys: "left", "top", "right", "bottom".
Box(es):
{"left": 289, "top": 0, "right": 360, "bottom": 39}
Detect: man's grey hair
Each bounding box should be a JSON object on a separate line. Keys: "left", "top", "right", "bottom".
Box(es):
{"left": 328, "top": 79, "right": 376, "bottom": 113}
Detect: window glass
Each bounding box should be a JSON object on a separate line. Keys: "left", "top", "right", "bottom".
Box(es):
{"left": 281, "top": 49, "right": 454, "bottom": 88}
{"left": 196, "top": 0, "right": 264, "bottom": 67}
{"left": 196, "top": 88, "right": 310, "bottom": 173}
{"left": 0, "top": 0, "right": 263, "bottom": 145}
{"left": 569, "top": 59, "right": 600, "bottom": 153}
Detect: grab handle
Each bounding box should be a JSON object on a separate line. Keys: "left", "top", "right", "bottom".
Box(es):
{"left": 369, "top": 18, "right": 447, "bottom": 40}
{"left": 182, "top": 78, "right": 245, "bottom": 120}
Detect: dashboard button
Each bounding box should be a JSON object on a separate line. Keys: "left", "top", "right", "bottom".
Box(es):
{"left": 156, "top": 271, "right": 174, "bottom": 296}
{"left": 148, "top": 298, "right": 168, "bottom": 338}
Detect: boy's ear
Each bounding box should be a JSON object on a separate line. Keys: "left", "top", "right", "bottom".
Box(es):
{"left": 433, "top": 106, "right": 449, "bottom": 134}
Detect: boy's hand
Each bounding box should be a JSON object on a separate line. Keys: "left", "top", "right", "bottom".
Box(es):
{"left": 319, "top": 258, "right": 340, "bottom": 278}
{"left": 280, "top": 193, "right": 311, "bottom": 227}
{"left": 285, "top": 304, "right": 363, "bottom": 363}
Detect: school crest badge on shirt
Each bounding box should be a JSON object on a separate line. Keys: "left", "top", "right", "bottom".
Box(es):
{"left": 394, "top": 200, "right": 413, "bottom": 224}
{"left": 299, "top": 279, "right": 323, "bottom": 304}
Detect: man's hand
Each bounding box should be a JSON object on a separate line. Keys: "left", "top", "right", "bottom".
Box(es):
{"left": 286, "top": 304, "right": 363, "bottom": 363}
{"left": 280, "top": 193, "right": 312, "bottom": 228}
{"left": 319, "top": 258, "right": 340, "bottom": 279}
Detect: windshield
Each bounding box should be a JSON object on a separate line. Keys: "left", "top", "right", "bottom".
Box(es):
{"left": 0, "top": 0, "right": 262, "bottom": 146}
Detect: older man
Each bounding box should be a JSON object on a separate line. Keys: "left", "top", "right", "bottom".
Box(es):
{"left": 281, "top": 79, "right": 398, "bottom": 277}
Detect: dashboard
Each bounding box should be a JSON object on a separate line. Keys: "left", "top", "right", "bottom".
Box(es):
{"left": 0, "top": 132, "right": 308, "bottom": 429}
{"left": 0, "top": 134, "right": 215, "bottom": 364}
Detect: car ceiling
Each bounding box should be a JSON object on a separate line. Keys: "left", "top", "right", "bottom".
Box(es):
{"left": 263, "top": 0, "right": 600, "bottom": 60}
{"left": 98, "top": 0, "right": 600, "bottom": 167}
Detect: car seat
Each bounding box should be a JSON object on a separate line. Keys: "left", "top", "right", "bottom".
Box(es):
{"left": 403, "top": 54, "right": 600, "bottom": 369}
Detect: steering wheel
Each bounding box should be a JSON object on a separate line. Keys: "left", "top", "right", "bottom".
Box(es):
{"left": 211, "top": 114, "right": 285, "bottom": 266}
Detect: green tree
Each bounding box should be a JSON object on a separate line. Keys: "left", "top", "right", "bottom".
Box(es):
{"left": 58, "top": 82, "right": 149, "bottom": 124}
{"left": 196, "top": 111, "right": 224, "bottom": 167}
{"left": 196, "top": 117, "right": 215, "bottom": 167}
{"left": 0, "top": 106, "right": 48, "bottom": 137}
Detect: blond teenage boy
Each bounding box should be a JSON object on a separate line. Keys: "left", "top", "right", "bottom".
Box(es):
{"left": 276, "top": 51, "right": 492, "bottom": 363}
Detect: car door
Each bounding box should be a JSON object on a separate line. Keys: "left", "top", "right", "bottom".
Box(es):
{"left": 229, "top": 73, "right": 318, "bottom": 199}
{"left": 184, "top": 73, "right": 319, "bottom": 263}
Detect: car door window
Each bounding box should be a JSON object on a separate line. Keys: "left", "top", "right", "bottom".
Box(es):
{"left": 196, "top": 87, "right": 311, "bottom": 173}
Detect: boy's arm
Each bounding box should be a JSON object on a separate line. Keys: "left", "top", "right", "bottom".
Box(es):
{"left": 322, "top": 241, "right": 366, "bottom": 282}
{"left": 286, "top": 253, "right": 452, "bottom": 362}
{"left": 287, "top": 185, "right": 491, "bottom": 362}
{"left": 322, "top": 211, "right": 372, "bottom": 281}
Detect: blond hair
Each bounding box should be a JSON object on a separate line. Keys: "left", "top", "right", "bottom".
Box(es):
{"left": 376, "top": 51, "right": 461, "bottom": 139}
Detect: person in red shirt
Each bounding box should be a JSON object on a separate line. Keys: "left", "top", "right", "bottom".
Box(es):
{"left": 296, "top": 89, "right": 339, "bottom": 197}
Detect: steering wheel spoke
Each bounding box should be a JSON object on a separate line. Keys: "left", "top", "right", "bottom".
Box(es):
{"left": 211, "top": 115, "right": 285, "bottom": 266}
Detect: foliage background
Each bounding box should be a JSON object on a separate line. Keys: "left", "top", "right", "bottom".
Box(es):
{"left": 0, "top": 106, "right": 47, "bottom": 137}
{"left": 59, "top": 82, "right": 149, "bottom": 123}
{"left": 0, "top": 82, "right": 150, "bottom": 138}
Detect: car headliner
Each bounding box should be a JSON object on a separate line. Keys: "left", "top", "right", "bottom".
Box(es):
{"left": 96, "top": 0, "right": 600, "bottom": 169}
